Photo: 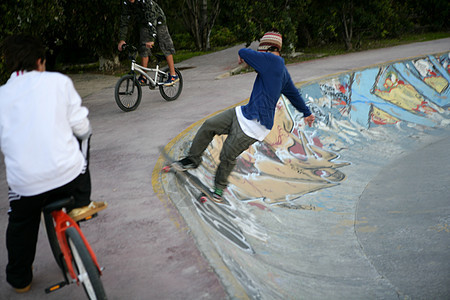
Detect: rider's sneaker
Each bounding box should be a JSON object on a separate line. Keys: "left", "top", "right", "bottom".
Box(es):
{"left": 14, "top": 284, "right": 31, "bottom": 294}
{"left": 69, "top": 201, "right": 107, "bottom": 222}
{"left": 138, "top": 75, "right": 147, "bottom": 85}
{"left": 212, "top": 187, "right": 223, "bottom": 202}
{"left": 164, "top": 75, "right": 179, "bottom": 86}
{"left": 172, "top": 157, "right": 197, "bottom": 172}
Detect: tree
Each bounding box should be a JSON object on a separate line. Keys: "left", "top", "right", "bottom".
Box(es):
{"left": 221, "top": 0, "right": 308, "bottom": 53}
{"left": 297, "top": 0, "right": 409, "bottom": 51}
{"left": 61, "top": 0, "right": 122, "bottom": 71}
{"left": 182, "top": 0, "right": 221, "bottom": 50}
{"left": 0, "top": 0, "right": 65, "bottom": 83}
{"left": 341, "top": 0, "right": 354, "bottom": 50}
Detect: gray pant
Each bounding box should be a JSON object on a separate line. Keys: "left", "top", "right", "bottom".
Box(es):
{"left": 139, "top": 24, "right": 176, "bottom": 57}
{"left": 188, "top": 108, "right": 257, "bottom": 190}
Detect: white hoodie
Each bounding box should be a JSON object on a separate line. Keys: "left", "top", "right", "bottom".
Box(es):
{"left": 0, "top": 70, "right": 90, "bottom": 196}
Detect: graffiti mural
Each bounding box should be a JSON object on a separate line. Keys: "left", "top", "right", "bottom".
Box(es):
{"left": 168, "top": 53, "right": 450, "bottom": 212}
{"left": 174, "top": 53, "right": 449, "bottom": 211}
{"left": 346, "top": 53, "right": 449, "bottom": 128}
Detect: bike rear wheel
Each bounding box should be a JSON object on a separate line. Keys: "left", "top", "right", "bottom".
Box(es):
{"left": 66, "top": 227, "right": 107, "bottom": 300}
{"left": 159, "top": 67, "right": 183, "bottom": 101}
{"left": 115, "top": 74, "right": 142, "bottom": 112}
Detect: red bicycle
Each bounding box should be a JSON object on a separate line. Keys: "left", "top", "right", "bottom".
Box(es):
{"left": 43, "top": 197, "right": 107, "bottom": 299}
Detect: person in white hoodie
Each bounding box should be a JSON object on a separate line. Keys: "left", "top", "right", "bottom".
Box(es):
{"left": 0, "top": 34, "right": 106, "bottom": 293}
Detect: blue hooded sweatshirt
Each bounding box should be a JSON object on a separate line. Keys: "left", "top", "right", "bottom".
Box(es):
{"left": 238, "top": 48, "right": 311, "bottom": 130}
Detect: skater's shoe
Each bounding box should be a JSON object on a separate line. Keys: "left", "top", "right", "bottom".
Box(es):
{"left": 164, "top": 74, "right": 179, "bottom": 86}
{"left": 68, "top": 201, "right": 107, "bottom": 222}
{"left": 212, "top": 187, "right": 223, "bottom": 202}
{"left": 13, "top": 283, "right": 31, "bottom": 293}
{"left": 138, "top": 75, "right": 147, "bottom": 85}
{"left": 172, "top": 157, "right": 197, "bottom": 172}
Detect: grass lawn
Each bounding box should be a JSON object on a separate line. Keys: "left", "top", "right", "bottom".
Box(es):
{"left": 63, "top": 31, "right": 450, "bottom": 76}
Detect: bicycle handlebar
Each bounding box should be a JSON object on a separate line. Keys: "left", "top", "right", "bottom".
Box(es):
{"left": 121, "top": 43, "right": 152, "bottom": 52}
{"left": 120, "top": 43, "right": 166, "bottom": 63}
{"left": 121, "top": 44, "right": 136, "bottom": 52}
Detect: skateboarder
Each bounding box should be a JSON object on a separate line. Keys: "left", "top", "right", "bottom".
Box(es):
{"left": 173, "top": 30, "right": 315, "bottom": 201}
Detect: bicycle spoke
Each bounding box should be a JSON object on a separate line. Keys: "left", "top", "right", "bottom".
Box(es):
{"left": 115, "top": 75, "right": 142, "bottom": 111}
{"left": 66, "top": 227, "right": 106, "bottom": 299}
{"left": 69, "top": 238, "right": 96, "bottom": 297}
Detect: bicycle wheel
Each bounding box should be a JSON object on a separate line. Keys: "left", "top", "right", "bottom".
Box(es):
{"left": 66, "top": 227, "right": 107, "bottom": 300}
{"left": 115, "top": 74, "right": 142, "bottom": 112}
{"left": 44, "top": 213, "right": 65, "bottom": 269}
{"left": 159, "top": 67, "right": 183, "bottom": 101}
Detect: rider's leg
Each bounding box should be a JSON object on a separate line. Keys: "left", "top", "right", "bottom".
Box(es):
{"left": 187, "top": 109, "right": 235, "bottom": 166}
{"left": 137, "top": 42, "right": 149, "bottom": 84}
{"left": 72, "top": 136, "right": 92, "bottom": 207}
{"left": 67, "top": 136, "right": 107, "bottom": 221}
{"left": 166, "top": 54, "right": 176, "bottom": 76}
{"left": 6, "top": 194, "right": 42, "bottom": 291}
{"left": 139, "top": 26, "right": 151, "bottom": 70}
{"left": 157, "top": 24, "right": 177, "bottom": 76}
{"left": 215, "top": 111, "right": 258, "bottom": 191}
{"left": 141, "top": 56, "right": 149, "bottom": 68}
{"left": 173, "top": 109, "right": 234, "bottom": 171}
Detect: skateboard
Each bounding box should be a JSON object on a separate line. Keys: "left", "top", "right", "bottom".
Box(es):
{"left": 160, "top": 147, "right": 223, "bottom": 204}
{"left": 159, "top": 147, "right": 255, "bottom": 253}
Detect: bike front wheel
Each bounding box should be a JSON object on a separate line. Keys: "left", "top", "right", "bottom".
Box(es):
{"left": 66, "top": 227, "right": 107, "bottom": 300}
{"left": 115, "top": 74, "right": 142, "bottom": 112}
{"left": 44, "top": 213, "right": 65, "bottom": 269}
{"left": 159, "top": 67, "right": 183, "bottom": 101}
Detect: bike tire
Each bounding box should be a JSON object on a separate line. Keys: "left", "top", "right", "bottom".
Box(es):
{"left": 66, "top": 227, "right": 107, "bottom": 300}
{"left": 43, "top": 212, "right": 65, "bottom": 269}
{"left": 159, "top": 67, "right": 183, "bottom": 101}
{"left": 114, "top": 74, "right": 142, "bottom": 112}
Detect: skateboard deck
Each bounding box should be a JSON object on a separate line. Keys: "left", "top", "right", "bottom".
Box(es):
{"left": 160, "top": 147, "right": 223, "bottom": 204}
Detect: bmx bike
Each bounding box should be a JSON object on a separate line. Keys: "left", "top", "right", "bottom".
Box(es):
{"left": 43, "top": 197, "right": 107, "bottom": 299}
{"left": 114, "top": 44, "right": 183, "bottom": 112}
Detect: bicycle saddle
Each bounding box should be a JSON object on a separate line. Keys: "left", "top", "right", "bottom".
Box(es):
{"left": 43, "top": 197, "right": 75, "bottom": 214}
{"left": 154, "top": 54, "right": 166, "bottom": 62}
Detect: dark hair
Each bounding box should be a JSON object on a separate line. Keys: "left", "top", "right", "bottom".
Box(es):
{"left": 1, "top": 34, "right": 46, "bottom": 73}
{"left": 267, "top": 46, "right": 280, "bottom": 53}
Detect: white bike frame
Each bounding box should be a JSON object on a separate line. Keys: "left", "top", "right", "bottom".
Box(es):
{"left": 131, "top": 60, "right": 167, "bottom": 87}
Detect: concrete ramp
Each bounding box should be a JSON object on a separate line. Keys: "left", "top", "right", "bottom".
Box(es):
{"left": 153, "top": 52, "right": 450, "bottom": 299}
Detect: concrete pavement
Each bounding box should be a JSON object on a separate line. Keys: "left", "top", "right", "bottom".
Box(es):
{"left": 0, "top": 38, "right": 449, "bottom": 299}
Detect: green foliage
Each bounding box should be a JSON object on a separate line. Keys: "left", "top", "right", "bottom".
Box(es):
{"left": 219, "top": 0, "right": 310, "bottom": 53}
{"left": 0, "top": 0, "right": 122, "bottom": 83}
{"left": 1, "top": 0, "right": 448, "bottom": 83}
{"left": 60, "top": 0, "right": 121, "bottom": 59}
{"left": 406, "top": 0, "right": 450, "bottom": 31}
{"left": 0, "top": 0, "right": 66, "bottom": 83}
{"left": 210, "top": 27, "right": 238, "bottom": 47}
{"left": 173, "top": 33, "right": 196, "bottom": 51}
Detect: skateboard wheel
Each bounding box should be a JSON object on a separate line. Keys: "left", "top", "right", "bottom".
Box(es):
{"left": 162, "top": 166, "right": 171, "bottom": 173}
{"left": 199, "top": 196, "right": 207, "bottom": 203}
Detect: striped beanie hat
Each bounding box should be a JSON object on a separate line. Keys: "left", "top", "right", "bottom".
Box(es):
{"left": 257, "top": 31, "right": 282, "bottom": 52}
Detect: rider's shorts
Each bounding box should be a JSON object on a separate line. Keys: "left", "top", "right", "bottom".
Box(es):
{"left": 139, "top": 24, "right": 176, "bottom": 58}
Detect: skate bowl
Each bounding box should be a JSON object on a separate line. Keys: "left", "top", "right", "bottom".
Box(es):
{"left": 153, "top": 52, "right": 450, "bottom": 299}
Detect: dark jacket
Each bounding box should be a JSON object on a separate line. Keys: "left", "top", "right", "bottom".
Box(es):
{"left": 118, "top": 0, "right": 166, "bottom": 41}
{"left": 238, "top": 48, "right": 312, "bottom": 130}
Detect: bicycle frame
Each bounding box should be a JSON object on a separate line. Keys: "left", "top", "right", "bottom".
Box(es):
{"left": 115, "top": 44, "right": 182, "bottom": 111}
{"left": 131, "top": 59, "right": 167, "bottom": 87}
{"left": 51, "top": 209, "right": 102, "bottom": 285}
